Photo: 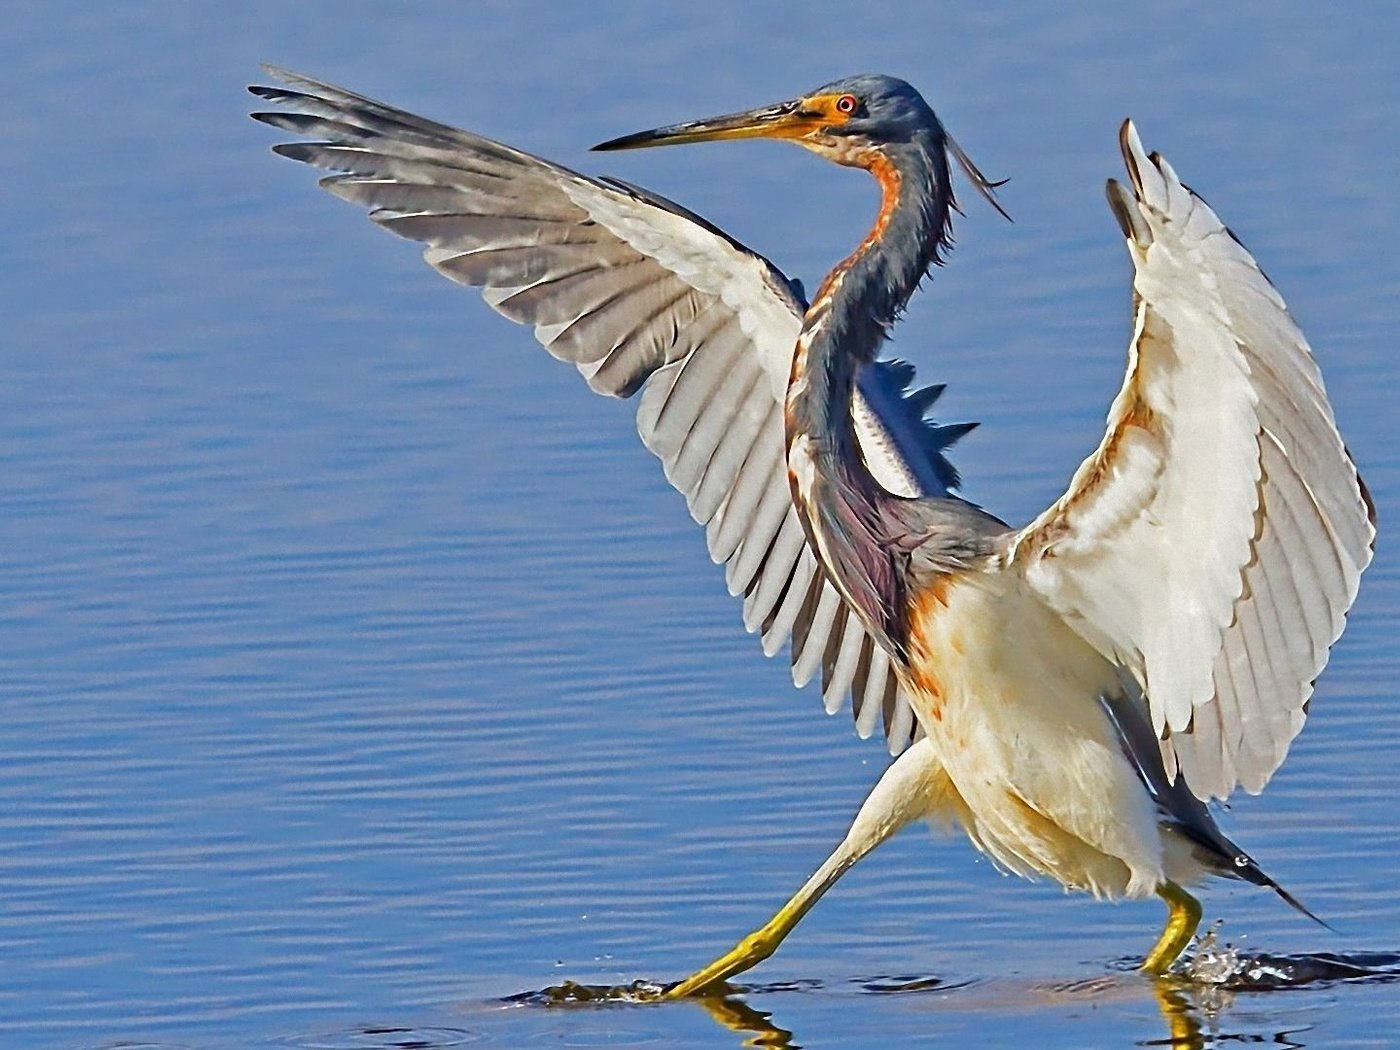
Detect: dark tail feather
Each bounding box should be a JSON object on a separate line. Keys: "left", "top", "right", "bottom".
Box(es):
{"left": 1099, "top": 692, "right": 1332, "bottom": 932}
{"left": 1231, "top": 852, "right": 1334, "bottom": 932}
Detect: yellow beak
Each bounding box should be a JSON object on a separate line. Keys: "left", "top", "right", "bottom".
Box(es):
{"left": 592, "top": 97, "right": 825, "bottom": 151}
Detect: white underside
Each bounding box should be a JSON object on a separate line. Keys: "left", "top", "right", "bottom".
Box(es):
{"left": 902, "top": 571, "right": 1202, "bottom": 900}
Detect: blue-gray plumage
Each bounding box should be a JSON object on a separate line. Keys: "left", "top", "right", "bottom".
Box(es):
{"left": 251, "top": 68, "right": 1374, "bottom": 996}
{"left": 770, "top": 77, "right": 1005, "bottom": 667}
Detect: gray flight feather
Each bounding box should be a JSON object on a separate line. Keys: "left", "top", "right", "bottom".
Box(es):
{"left": 251, "top": 67, "right": 976, "bottom": 751}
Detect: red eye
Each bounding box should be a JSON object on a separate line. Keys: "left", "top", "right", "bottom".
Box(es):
{"left": 835, "top": 94, "right": 859, "bottom": 115}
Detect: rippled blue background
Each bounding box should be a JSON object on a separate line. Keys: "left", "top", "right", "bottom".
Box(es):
{"left": 2, "top": 3, "right": 1396, "bottom": 1047}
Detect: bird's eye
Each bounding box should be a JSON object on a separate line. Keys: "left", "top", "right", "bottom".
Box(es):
{"left": 835, "top": 94, "right": 859, "bottom": 115}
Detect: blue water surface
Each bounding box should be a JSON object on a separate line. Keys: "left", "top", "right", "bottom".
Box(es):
{"left": 1, "top": 3, "right": 1397, "bottom": 1048}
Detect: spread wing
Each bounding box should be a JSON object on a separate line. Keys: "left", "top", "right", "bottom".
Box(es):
{"left": 250, "top": 67, "right": 974, "bottom": 751}
{"left": 1010, "top": 121, "right": 1374, "bottom": 801}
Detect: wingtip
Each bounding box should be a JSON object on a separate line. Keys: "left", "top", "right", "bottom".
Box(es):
{"left": 253, "top": 63, "right": 298, "bottom": 93}
{"left": 248, "top": 65, "right": 308, "bottom": 105}
{"left": 1118, "top": 119, "right": 1145, "bottom": 190}
{"left": 259, "top": 63, "right": 311, "bottom": 87}
{"left": 1116, "top": 118, "right": 1177, "bottom": 217}
{"left": 1105, "top": 177, "right": 1151, "bottom": 249}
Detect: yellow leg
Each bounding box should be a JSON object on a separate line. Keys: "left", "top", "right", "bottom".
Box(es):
{"left": 663, "top": 858, "right": 848, "bottom": 999}
{"left": 664, "top": 737, "right": 949, "bottom": 1000}
{"left": 1140, "top": 881, "right": 1202, "bottom": 975}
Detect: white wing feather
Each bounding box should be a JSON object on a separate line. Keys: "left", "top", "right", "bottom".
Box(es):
{"left": 1011, "top": 122, "right": 1374, "bottom": 800}
{"left": 251, "top": 68, "right": 960, "bottom": 751}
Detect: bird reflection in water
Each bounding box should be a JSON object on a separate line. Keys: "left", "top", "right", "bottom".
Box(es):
{"left": 517, "top": 940, "right": 1400, "bottom": 1047}
{"left": 517, "top": 973, "right": 1220, "bottom": 1049}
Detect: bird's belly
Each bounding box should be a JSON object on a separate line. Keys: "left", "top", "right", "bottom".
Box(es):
{"left": 905, "top": 573, "right": 1165, "bottom": 899}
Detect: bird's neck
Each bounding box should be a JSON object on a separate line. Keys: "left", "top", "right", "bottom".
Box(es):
{"left": 783, "top": 134, "right": 954, "bottom": 651}
{"left": 786, "top": 134, "right": 954, "bottom": 474}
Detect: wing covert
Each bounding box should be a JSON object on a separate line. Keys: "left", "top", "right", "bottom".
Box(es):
{"left": 1011, "top": 121, "right": 1374, "bottom": 800}
{"left": 251, "top": 67, "right": 974, "bottom": 751}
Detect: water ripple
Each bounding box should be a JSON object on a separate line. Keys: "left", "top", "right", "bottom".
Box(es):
{"left": 281, "top": 1027, "right": 482, "bottom": 1049}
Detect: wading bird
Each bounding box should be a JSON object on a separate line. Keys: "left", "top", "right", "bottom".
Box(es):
{"left": 251, "top": 68, "right": 1373, "bottom": 993}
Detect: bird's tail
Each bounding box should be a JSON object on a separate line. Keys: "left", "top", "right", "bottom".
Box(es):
{"left": 1206, "top": 836, "right": 1333, "bottom": 931}
{"left": 1099, "top": 692, "right": 1331, "bottom": 930}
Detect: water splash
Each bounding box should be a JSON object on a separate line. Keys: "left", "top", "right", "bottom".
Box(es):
{"left": 505, "top": 980, "right": 799, "bottom": 1047}
{"left": 506, "top": 979, "right": 669, "bottom": 1005}
{"left": 1181, "top": 924, "right": 1400, "bottom": 990}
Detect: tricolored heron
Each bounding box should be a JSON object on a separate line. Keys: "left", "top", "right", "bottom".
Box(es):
{"left": 250, "top": 69, "right": 1374, "bottom": 994}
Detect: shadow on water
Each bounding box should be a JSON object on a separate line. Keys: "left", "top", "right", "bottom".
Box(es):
{"left": 497, "top": 947, "right": 1400, "bottom": 1050}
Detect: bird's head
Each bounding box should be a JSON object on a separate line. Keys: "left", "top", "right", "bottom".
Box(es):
{"left": 593, "top": 76, "right": 1009, "bottom": 221}
{"left": 592, "top": 74, "right": 939, "bottom": 168}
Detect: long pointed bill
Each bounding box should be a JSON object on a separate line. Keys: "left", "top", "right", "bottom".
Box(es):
{"left": 592, "top": 98, "right": 819, "bottom": 151}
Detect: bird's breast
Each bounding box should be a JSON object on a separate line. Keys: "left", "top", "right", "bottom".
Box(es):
{"left": 902, "top": 569, "right": 1166, "bottom": 898}
{"left": 904, "top": 570, "right": 1123, "bottom": 736}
